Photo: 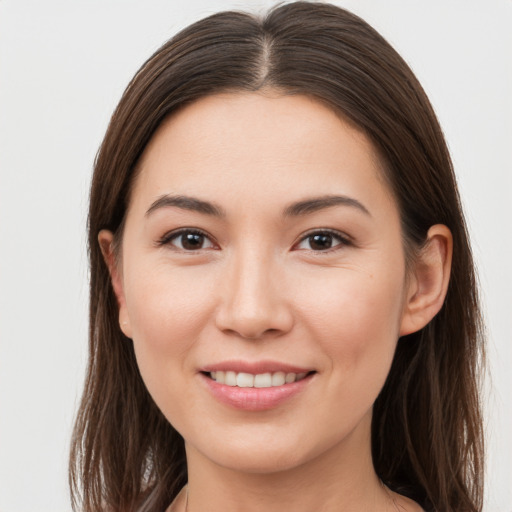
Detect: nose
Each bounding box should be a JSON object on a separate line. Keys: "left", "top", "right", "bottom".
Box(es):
{"left": 214, "top": 248, "right": 294, "bottom": 340}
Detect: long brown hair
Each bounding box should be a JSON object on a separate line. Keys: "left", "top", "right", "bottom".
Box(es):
{"left": 69, "top": 2, "right": 485, "bottom": 511}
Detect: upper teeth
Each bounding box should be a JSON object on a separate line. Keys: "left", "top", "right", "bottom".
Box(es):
{"left": 210, "top": 371, "right": 308, "bottom": 388}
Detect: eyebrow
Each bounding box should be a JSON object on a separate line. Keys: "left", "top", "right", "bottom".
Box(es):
{"left": 146, "top": 194, "right": 226, "bottom": 218}
{"left": 282, "top": 195, "right": 371, "bottom": 217}
{"left": 145, "top": 193, "right": 370, "bottom": 218}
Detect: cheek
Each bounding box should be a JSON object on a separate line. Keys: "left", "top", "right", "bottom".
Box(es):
{"left": 122, "top": 263, "right": 219, "bottom": 402}
{"left": 126, "top": 263, "right": 215, "bottom": 345}
{"left": 295, "top": 271, "right": 404, "bottom": 438}
{"left": 122, "top": 263, "right": 222, "bottom": 428}
{"left": 296, "top": 267, "right": 405, "bottom": 375}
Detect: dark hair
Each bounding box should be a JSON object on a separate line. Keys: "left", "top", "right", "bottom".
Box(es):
{"left": 69, "top": 2, "right": 485, "bottom": 511}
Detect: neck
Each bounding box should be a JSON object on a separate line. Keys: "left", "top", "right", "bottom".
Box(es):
{"left": 183, "top": 413, "right": 396, "bottom": 512}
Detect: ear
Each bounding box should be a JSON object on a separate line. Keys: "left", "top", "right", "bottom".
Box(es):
{"left": 98, "top": 229, "right": 133, "bottom": 339}
{"left": 400, "top": 224, "right": 453, "bottom": 336}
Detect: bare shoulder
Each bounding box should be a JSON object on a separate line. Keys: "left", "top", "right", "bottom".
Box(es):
{"left": 393, "top": 492, "right": 426, "bottom": 512}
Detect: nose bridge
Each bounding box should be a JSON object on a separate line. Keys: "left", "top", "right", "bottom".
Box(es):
{"left": 215, "top": 241, "right": 292, "bottom": 339}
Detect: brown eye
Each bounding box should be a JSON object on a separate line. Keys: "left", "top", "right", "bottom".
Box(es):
{"left": 296, "top": 230, "right": 349, "bottom": 251}
{"left": 161, "top": 229, "right": 215, "bottom": 251}
{"left": 309, "top": 233, "right": 334, "bottom": 250}
{"left": 179, "top": 232, "right": 206, "bottom": 250}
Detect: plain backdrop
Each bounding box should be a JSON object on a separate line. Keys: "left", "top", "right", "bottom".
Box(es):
{"left": 0, "top": 1, "right": 510, "bottom": 511}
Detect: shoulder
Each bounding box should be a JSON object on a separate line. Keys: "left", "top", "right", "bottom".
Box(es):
{"left": 391, "top": 491, "right": 426, "bottom": 512}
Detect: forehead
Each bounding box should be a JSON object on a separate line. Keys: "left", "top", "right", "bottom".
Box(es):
{"left": 130, "top": 92, "right": 395, "bottom": 218}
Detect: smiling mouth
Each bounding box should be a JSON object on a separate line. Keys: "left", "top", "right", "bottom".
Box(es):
{"left": 204, "top": 371, "right": 314, "bottom": 388}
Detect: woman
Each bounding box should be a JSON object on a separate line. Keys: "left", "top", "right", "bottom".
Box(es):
{"left": 69, "top": 2, "right": 485, "bottom": 511}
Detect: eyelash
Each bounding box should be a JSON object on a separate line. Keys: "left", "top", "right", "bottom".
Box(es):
{"left": 156, "top": 228, "right": 352, "bottom": 253}
{"left": 156, "top": 228, "right": 217, "bottom": 251}
{"left": 295, "top": 229, "right": 352, "bottom": 252}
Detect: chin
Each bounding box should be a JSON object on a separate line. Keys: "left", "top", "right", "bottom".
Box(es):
{"left": 212, "top": 449, "right": 308, "bottom": 475}
{"left": 187, "top": 428, "right": 338, "bottom": 477}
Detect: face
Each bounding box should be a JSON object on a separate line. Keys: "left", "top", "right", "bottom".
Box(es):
{"left": 108, "top": 92, "right": 415, "bottom": 474}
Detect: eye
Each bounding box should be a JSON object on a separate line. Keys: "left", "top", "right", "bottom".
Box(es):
{"left": 295, "top": 230, "right": 350, "bottom": 251}
{"left": 158, "top": 229, "right": 216, "bottom": 251}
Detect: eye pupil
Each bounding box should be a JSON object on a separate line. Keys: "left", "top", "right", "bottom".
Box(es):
{"left": 181, "top": 233, "right": 204, "bottom": 250}
{"left": 309, "top": 233, "right": 333, "bottom": 250}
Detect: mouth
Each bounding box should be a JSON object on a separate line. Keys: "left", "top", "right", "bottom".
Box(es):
{"left": 199, "top": 363, "right": 316, "bottom": 411}
{"left": 203, "top": 370, "right": 313, "bottom": 388}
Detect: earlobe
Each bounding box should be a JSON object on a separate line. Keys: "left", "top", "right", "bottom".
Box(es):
{"left": 98, "top": 229, "right": 133, "bottom": 338}
{"left": 399, "top": 224, "right": 453, "bottom": 336}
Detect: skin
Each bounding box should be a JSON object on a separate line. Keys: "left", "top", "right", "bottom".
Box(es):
{"left": 100, "top": 92, "right": 452, "bottom": 512}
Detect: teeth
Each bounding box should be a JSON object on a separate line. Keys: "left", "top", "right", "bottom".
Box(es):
{"left": 285, "top": 372, "right": 296, "bottom": 383}
{"left": 209, "top": 370, "right": 309, "bottom": 387}
{"left": 271, "top": 372, "right": 285, "bottom": 386}
{"left": 254, "top": 373, "right": 272, "bottom": 388}
{"left": 225, "top": 371, "right": 237, "bottom": 386}
{"left": 236, "top": 372, "right": 254, "bottom": 387}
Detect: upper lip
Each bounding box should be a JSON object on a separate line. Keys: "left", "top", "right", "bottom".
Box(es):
{"left": 200, "top": 360, "right": 314, "bottom": 374}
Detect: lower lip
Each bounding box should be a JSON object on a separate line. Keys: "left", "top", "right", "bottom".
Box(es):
{"left": 200, "top": 373, "right": 314, "bottom": 411}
